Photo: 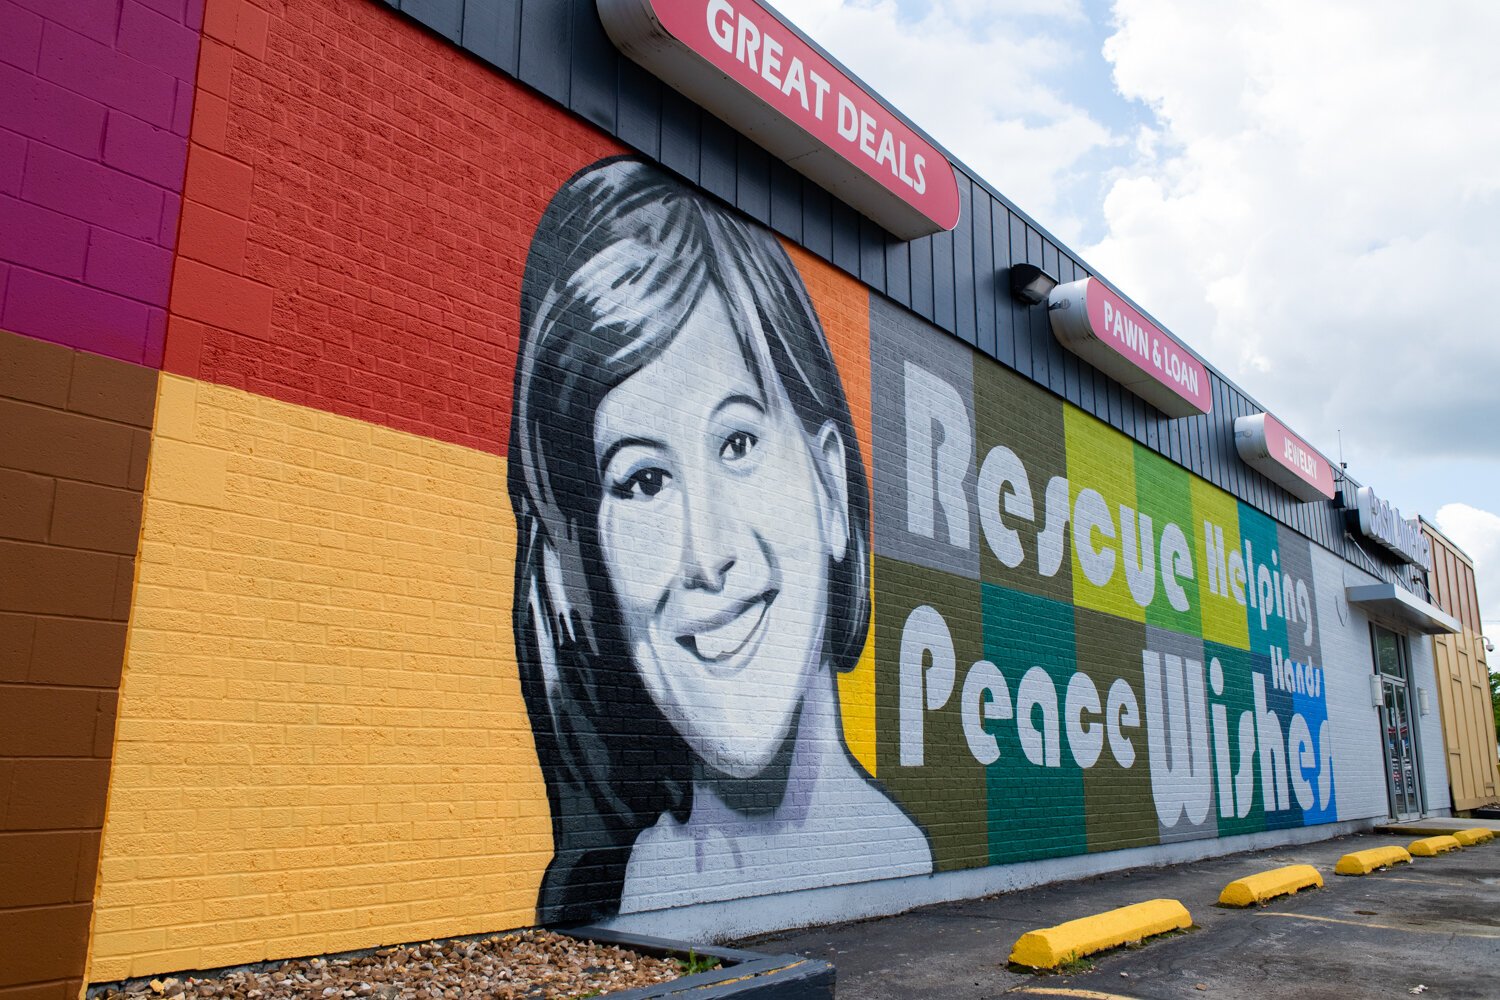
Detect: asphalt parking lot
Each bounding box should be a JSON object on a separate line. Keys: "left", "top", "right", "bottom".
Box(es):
{"left": 743, "top": 831, "right": 1500, "bottom": 999}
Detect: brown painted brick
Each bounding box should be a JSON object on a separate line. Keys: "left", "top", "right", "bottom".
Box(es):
{"left": 1, "top": 759, "right": 110, "bottom": 831}
{"left": 0, "top": 330, "right": 72, "bottom": 410}
{"left": 111, "top": 555, "right": 136, "bottom": 621}
{"left": 93, "top": 691, "right": 118, "bottom": 758}
{"left": 0, "top": 979, "right": 81, "bottom": 1000}
{"left": 0, "top": 903, "right": 91, "bottom": 986}
{"left": 0, "top": 540, "right": 123, "bottom": 619}
{"left": 68, "top": 352, "right": 159, "bottom": 428}
{"left": 0, "top": 614, "right": 35, "bottom": 683}
{"left": 127, "top": 427, "right": 152, "bottom": 492}
{"left": 73, "top": 829, "right": 101, "bottom": 901}
{"left": 0, "top": 831, "right": 88, "bottom": 908}
{"left": 0, "top": 399, "right": 137, "bottom": 489}
{"left": 49, "top": 481, "right": 144, "bottom": 555}
{"left": 0, "top": 470, "right": 53, "bottom": 543}
{"left": 0, "top": 685, "right": 108, "bottom": 757}
{"left": 30, "top": 618, "right": 126, "bottom": 688}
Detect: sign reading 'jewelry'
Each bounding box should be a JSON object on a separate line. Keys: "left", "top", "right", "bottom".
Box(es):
{"left": 1233, "top": 413, "right": 1336, "bottom": 502}
{"left": 597, "top": 0, "right": 962, "bottom": 240}
{"left": 1046, "top": 278, "right": 1212, "bottom": 417}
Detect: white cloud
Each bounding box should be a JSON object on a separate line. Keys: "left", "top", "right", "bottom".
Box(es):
{"left": 770, "top": 0, "right": 1119, "bottom": 241}
{"left": 1086, "top": 0, "right": 1500, "bottom": 479}
{"left": 1435, "top": 504, "right": 1500, "bottom": 641}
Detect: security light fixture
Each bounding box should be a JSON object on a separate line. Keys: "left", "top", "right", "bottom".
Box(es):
{"left": 1009, "top": 263, "right": 1058, "bottom": 305}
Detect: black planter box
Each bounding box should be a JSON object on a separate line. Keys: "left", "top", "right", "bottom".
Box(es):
{"left": 562, "top": 927, "right": 835, "bottom": 999}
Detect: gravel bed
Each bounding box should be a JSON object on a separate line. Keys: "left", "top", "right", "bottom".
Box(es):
{"left": 94, "top": 929, "right": 708, "bottom": 1000}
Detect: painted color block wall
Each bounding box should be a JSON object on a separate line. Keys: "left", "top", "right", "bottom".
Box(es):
{"left": 0, "top": 328, "right": 157, "bottom": 1000}
{"left": 0, "top": 0, "right": 1438, "bottom": 987}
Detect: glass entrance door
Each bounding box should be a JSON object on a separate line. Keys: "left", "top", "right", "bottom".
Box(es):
{"left": 1382, "top": 677, "right": 1421, "bottom": 819}
{"left": 1373, "top": 625, "right": 1423, "bottom": 820}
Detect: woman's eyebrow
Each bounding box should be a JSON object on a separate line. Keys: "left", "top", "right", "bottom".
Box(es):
{"left": 597, "top": 436, "right": 664, "bottom": 475}
{"left": 710, "top": 393, "right": 766, "bottom": 420}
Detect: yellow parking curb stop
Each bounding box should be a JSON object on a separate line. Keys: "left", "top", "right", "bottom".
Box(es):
{"left": 1334, "top": 846, "right": 1412, "bottom": 875}
{"left": 1008, "top": 899, "right": 1192, "bottom": 970}
{"left": 1408, "top": 835, "right": 1462, "bottom": 856}
{"left": 1218, "top": 864, "right": 1324, "bottom": 907}
{"left": 1454, "top": 828, "right": 1494, "bottom": 846}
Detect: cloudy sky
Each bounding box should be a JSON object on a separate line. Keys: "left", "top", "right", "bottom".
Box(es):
{"left": 774, "top": 0, "right": 1500, "bottom": 639}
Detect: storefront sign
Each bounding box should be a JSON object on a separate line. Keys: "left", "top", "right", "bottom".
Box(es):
{"left": 1232, "top": 413, "right": 1336, "bottom": 502}
{"left": 1046, "top": 278, "right": 1212, "bottom": 417}
{"left": 597, "top": 0, "right": 961, "bottom": 240}
{"left": 1351, "top": 486, "right": 1432, "bottom": 571}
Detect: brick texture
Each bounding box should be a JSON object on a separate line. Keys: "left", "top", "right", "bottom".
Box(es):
{"left": 0, "top": 328, "right": 156, "bottom": 997}
{"left": 162, "top": 0, "right": 621, "bottom": 454}
{"left": 89, "top": 375, "right": 547, "bottom": 982}
{"left": 0, "top": 0, "right": 203, "bottom": 367}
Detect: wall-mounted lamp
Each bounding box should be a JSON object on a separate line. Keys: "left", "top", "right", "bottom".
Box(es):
{"left": 1009, "top": 263, "right": 1059, "bottom": 305}
{"left": 1369, "top": 675, "right": 1384, "bottom": 709}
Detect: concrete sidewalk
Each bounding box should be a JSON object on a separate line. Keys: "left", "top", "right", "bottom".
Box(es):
{"left": 741, "top": 831, "right": 1500, "bottom": 999}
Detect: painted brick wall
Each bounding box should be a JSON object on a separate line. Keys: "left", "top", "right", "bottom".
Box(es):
{"left": 161, "top": 0, "right": 620, "bottom": 454}
{"left": 0, "top": 328, "right": 156, "bottom": 1000}
{"left": 0, "top": 0, "right": 203, "bottom": 368}
{"left": 88, "top": 375, "right": 548, "bottom": 982}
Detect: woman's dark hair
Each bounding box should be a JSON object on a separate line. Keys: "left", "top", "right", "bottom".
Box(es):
{"left": 509, "top": 157, "right": 871, "bottom": 924}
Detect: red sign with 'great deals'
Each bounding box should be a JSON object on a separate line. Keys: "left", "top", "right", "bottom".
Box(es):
{"left": 598, "top": 0, "right": 961, "bottom": 240}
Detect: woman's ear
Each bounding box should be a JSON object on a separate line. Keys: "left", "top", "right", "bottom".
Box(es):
{"left": 814, "top": 421, "right": 850, "bottom": 563}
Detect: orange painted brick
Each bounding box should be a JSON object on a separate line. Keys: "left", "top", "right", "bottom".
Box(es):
{"left": 237, "top": 2, "right": 269, "bottom": 60}
{"left": 170, "top": 260, "right": 272, "bottom": 340}
{"left": 176, "top": 201, "right": 248, "bottom": 274}
{"left": 196, "top": 38, "right": 233, "bottom": 99}
{"left": 201, "top": 0, "right": 239, "bottom": 45}
{"left": 189, "top": 91, "right": 230, "bottom": 152}
{"left": 183, "top": 147, "right": 254, "bottom": 219}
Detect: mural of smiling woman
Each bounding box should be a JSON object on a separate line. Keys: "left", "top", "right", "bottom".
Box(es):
{"left": 509, "top": 157, "right": 932, "bottom": 923}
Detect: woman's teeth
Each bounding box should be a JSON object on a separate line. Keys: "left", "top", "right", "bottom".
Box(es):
{"left": 679, "top": 597, "right": 770, "bottom": 662}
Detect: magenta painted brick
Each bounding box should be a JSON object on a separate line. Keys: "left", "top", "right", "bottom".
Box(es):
{"left": 8, "top": 0, "right": 119, "bottom": 45}
{"left": 0, "top": 194, "right": 90, "bottom": 281}
{"left": 85, "top": 227, "right": 173, "bottom": 303}
{"left": 103, "top": 110, "right": 188, "bottom": 188}
{"left": 0, "top": 62, "right": 108, "bottom": 159}
{"left": 2, "top": 267, "right": 152, "bottom": 365}
{"left": 23, "top": 144, "right": 165, "bottom": 241}
{"left": 0, "top": 0, "right": 45, "bottom": 72}
{"left": 0, "top": 0, "right": 201, "bottom": 369}
{"left": 38, "top": 21, "right": 177, "bottom": 130}
{"left": 0, "top": 130, "right": 24, "bottom": 196}
{"left": 118, "top": 0, "right": 199, "bottom": 78}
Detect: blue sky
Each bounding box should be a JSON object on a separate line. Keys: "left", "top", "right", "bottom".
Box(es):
{"left": 773, "top": 0, "right": 1500, "bottom": 637}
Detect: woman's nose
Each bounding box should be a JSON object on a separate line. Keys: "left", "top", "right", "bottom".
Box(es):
{"left": 681, "top": 491, "right": 736, "bottom": 592}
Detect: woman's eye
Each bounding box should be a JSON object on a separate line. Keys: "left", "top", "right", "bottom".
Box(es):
{"left": 611, "top": 467, "right": 670, "bottom": 500}
{"left": 720, "top": 430, "right": 757, "bottom": 462}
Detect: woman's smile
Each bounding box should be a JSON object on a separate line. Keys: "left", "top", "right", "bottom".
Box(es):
{"left": 670, "top": 589, "right": 778, "bottom": 668}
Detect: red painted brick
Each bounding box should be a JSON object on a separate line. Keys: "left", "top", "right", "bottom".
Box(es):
{"left": 202, "top": 0, "right": 238, "bottom": 45}
{"left": 189, "top": 90, "right": 229, "bottom": 151}
{"left": 161, "top": 315, "right": 207, "bottom": 378}
{"left": 182, "top": 145, "right": 253, "bottom": 218}
{"left": 236, "top": 0, "right": 268, "bottom": 59}
{"left": 196, "top": 37, "right": 232, "bottom": 98}
{"left": 177, "top": 199, "right": 246, "bottom": 272}
{"left": 171, "top": 257, "right": 272, "bottom": 338}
